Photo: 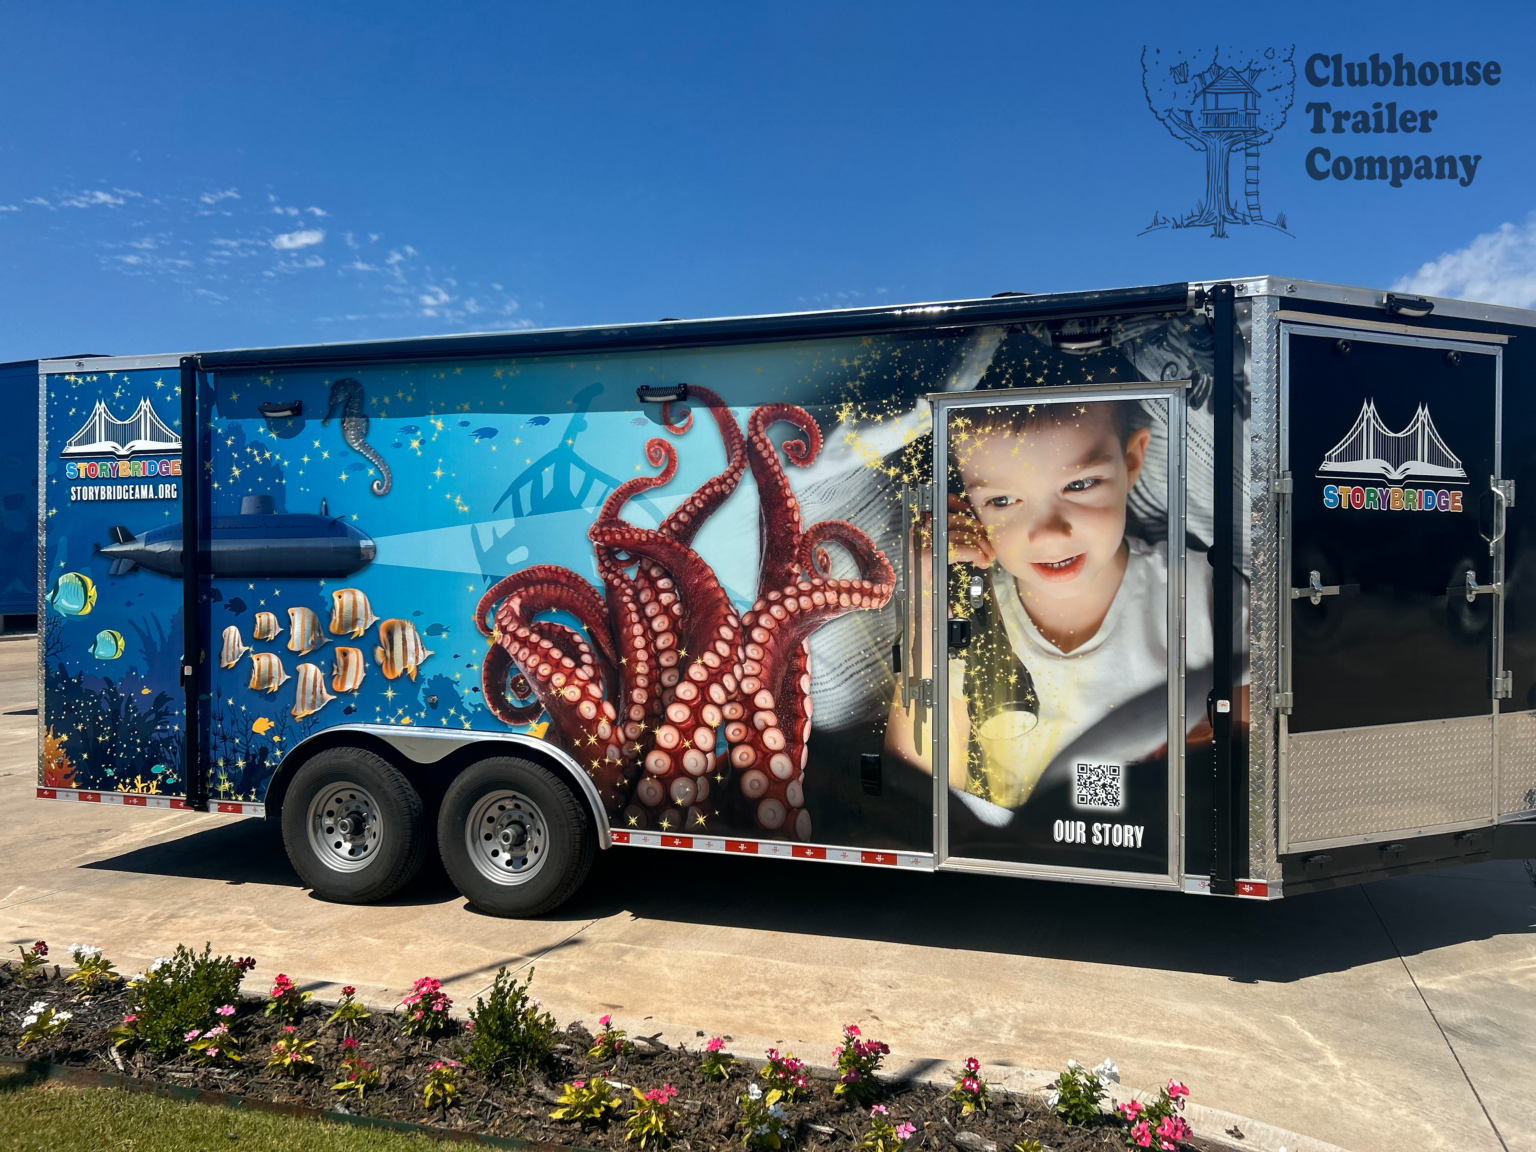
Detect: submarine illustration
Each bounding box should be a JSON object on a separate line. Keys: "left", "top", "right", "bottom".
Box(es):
{"left": 99, "top": 495, "right": 375, "bottom": 579}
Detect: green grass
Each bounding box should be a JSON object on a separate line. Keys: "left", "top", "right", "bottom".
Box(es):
{"left": 0, "top": 1071, "right": 446, "bottom": 1152}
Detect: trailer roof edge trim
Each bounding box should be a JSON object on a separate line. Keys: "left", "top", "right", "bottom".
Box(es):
{"left": 38, "top": 353, "right": 188, "bottom": 374}
{"left": 191, "top": 282, "right": 1193, "bottom": 371}
{"left": 1214, "top": 276, "right": 1533, "bottom": 327}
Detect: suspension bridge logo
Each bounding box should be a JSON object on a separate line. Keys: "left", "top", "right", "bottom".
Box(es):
{"left": 1318, "top": 399, "right": 1465, "bottom": 483}
{"left": 1140, "top": 45, "right": 1296, "bottom": 239}
{"left": 61, "top": 398, "right": 181, "bottom": 458}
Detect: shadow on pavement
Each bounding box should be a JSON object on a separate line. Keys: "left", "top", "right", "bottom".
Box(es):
{"left": 83, "top": 814, "right": 1535, "bottom": 982}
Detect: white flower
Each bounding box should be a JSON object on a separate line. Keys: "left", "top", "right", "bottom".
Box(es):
{"left": 747, "top": 1083, "right": 763, "bottom": 1101}
{"left": 72, "top": 945, "right": 102, "bottom": 960}
{"left": 1066, "top": 1058, "right": 1082, "bottom": 1071}
{"left": 148, "top": 957, "right": 172, "bottom": 971}
{"left": 54, "top": 1010, "right": 72, "bottom": 1023}
{"left": 767, "top": 1104, "right": 787, "bottom": 1120}
{"left": 1092, "top": 1059, "right": 1120, "bottom": 1084}
{"left": 753, "top": 1125, "right": 769, "bottom": 1136}
{"left": 1046, "top": 1091, "right": 1060, "bottom": 1107}
{"left": 28, "top": 1000, "right": 49, "bottom": 1014}
{"left": 22, "top": 1014, "right": 39, "bottom": 1027}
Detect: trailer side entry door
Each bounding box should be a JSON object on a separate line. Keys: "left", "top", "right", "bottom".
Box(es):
{"left": 1280, "top": 327, "right": 1508, "bottom": 853}
{"left": 928, "top": 384, "right": 1187, "bottom": 886}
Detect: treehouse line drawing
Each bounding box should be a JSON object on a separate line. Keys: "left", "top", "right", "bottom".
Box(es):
{"left": 1140, "top": 44, "right": 1296, "bottom": 239}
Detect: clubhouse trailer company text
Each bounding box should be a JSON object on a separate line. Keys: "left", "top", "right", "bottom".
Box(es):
{"left": 1301, "top": 52, "right": 1499, "bottom": 187}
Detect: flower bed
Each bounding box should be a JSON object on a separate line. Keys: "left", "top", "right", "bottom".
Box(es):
{"left": 1, "top": 942, "right": 1208, "bottom": 1152}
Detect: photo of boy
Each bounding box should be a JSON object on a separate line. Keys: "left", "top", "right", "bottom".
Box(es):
{"left": 886, "top": 396, "right": 1226, "bottom": 831}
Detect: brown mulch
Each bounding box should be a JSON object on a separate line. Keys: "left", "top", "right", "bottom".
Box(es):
{"left": 0, "top": 964, "right": 1220, "bottom": 1152}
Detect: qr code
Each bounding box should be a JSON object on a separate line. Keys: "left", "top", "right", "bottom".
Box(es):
{"left": 1074, "top": 761, "right": 1123, "bottom": 810}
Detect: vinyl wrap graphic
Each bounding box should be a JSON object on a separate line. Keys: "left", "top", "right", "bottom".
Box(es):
{"left": 42, "top": 367, "right": 187, "bottom": 798}
{"left": 45, "top": 315, "right": 1245, "bottom": 869}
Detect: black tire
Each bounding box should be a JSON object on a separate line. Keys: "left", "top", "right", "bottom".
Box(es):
{"left": 438, "top": 756, "right": 594, "bottom": 917}
{"left": 280, "top": 747, "right": 427, "bottom": 903}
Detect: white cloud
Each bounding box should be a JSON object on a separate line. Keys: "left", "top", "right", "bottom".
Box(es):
{"left": 199, "top": 189, "right": 240, "bottom": 205}
{"left": 60, "top": 190, "right": 127, "bottom": 208}
{"left": 1394, "top": 213, "right": 1536, "bottom": 309}
{"left": 0, "top": 205, "right": 17, "bottom": 212}
{"left": 306, "top": 206, "right": 327, "bottom": 217}
{"left": 24, "top": 197, "right": 49, "bottom": 207}
{"left": 271, "top": 228, "right": 325, "bottom": 251}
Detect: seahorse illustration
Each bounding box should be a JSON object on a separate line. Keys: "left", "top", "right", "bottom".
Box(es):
{"left": 322, "top": 377, "right": 391, "bottom": 496}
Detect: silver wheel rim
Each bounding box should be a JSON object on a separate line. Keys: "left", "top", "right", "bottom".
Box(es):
{"left": 306, "top": 782, "right": 384, "bottom": 873}
{"left": 466, "top": 789, "right": 548, "bottom": 886}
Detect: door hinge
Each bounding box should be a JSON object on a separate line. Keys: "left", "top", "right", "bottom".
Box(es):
{"left": 1272, "top": 474, "right": 1293, "bottom": 496}
{"left": 1291, "top": 570, "right": 1340, "bottom": 605}
{"left": 1495, "top": 671, "right": 1513, "bottom": 700}
{"left": 1494, "top": 478, "right": 1516, "bottom": 507}
{"left": 917, "top": 678, "right": 934, "bottom": 708}
{"left": 1274, "top": 691, "right": 1294, "bottom": 714}
{"left": 915, "top": 483, "right": 934, "bottom": 513}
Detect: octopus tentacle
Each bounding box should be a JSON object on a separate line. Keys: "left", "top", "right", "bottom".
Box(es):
{"left": 796, "top": 520, "right": 897, "bottom": 588}
{"left": 481, "top": 644, "right": 542, "bottom": 725}
{"left": 596, "top": 438, "right": 678, "bottom": 528}
{"left": 475, "top": 565, "right": 613, "bottom": 656}
{"left": 747, "top": 404, "right": 823, "bottom": 593}
{"left": 659, "top": 386, "right": 748, "bottom": 547}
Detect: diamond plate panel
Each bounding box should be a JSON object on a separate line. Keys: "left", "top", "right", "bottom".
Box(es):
{"left": 1245, "top": 297, "right": 1280, "bottom": 878}
{"left": 1285, "top": 715, "right": 1493, "bottom": 848}
{"left": 1499, "top": 710, "right": 1536, "bottom": 817}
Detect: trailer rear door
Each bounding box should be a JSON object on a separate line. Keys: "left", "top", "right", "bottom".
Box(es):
{"left": 39, "top": 356, "right": 193, "bottom": 807}
{"left": 1279, "top": 325, "right": 1508, "bottom": 853}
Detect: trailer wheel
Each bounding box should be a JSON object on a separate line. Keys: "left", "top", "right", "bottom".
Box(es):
{"left": 281, "top": 747, "right": 426, "bottom": 903}
{"left": 438, "top": 756, "right": 594, "bottom": 917}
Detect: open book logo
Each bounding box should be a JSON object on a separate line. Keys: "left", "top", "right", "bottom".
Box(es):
{"left": 62, "top": 398, "right": 181, "bottom": 458}
{"left": 1318, "top": 399, "right": 1466, "bottom": 483}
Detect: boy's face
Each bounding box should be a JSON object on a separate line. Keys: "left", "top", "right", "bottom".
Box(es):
{"left": 959, "top": 404, "right": 1150, "bottom": 604}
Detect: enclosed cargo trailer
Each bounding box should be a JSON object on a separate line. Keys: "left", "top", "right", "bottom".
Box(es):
{"left": 37, "top": 280, "right": 1536, "bottom": 913}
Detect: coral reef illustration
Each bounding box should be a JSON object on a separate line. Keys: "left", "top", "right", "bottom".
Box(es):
{"left": 477, "top": 389, "right": 895, "bottom": 840}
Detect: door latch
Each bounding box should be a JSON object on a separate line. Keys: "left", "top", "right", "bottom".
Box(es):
{"left": 1493, "top": 477, "right": 1516, "bottom": 507}
{"left": 1463, "top": 570, "right": 1501, "bottom": 603}
{"left": 1291, "top": 570, "right": 1340, "bottom": 605}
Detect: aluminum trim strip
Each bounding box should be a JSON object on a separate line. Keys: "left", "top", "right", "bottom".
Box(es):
{"left": 38, "top": 354, "right": 187, "bottom": 374}
{"left": 1284, "top": 815, "right": 1494, "bottom": 855}
{"left": 1247, "top": 296, "right": 1282, "bottom": 880}
{"left": 611, "top": 829, "right": 932, "bottom": 869}
{"left": 1217, "top": 276, "right": 1536, "bottom": 329}
{"left": 1273, "top": 311, "right": 1509, "bottom": 343}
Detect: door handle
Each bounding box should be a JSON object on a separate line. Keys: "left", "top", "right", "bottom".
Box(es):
{"left": 1479, "top": 477, "right": 1514, "bottom": 557}
{"left": 1291, "top": 570, "right": 1340, "bottom": 606}
{"left": 1459, "top": 570, "right": 1501, "bottom": 603}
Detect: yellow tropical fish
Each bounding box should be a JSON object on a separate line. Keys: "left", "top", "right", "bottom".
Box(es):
{"left": 47, "top": 572, "right": 96, "bottom": 616}
{"left": 219, "top": 626, "right": 251, "bottom": 668}
{"left": 90, "top": 630, "right": 125, "bottom": 660}
{"left": 252, "top": 611, "right": 284, "bottom": 641}
{"left": 286, "top": 606, "right": 328, "bottom": 655}
{"left": 328, "top": 588, "right": 378, "bottom": 637}
{"left": 374, "top": 618, "right": 433, "bottom": 681}
{"left": 248, "top": 652, "right": 291, "bottom": 693}
{"left": 290, "top": 662, "right": 336, "bottom": 719}
{"left": 251, "top": 717, "right": 274, "bottom": 735}
{"left": 331, "top": 646, "right": 367, "bottom": 693}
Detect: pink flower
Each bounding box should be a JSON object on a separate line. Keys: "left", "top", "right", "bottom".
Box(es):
{"left": 122, "top": 1014, "right": 137, "bottom": 1024}
{"left": 599, "top": 1014, "right": 612, "bottom": 1027}
{"left": 33, "top": 942, "right": 48, "bottom": 956}
{"left": 706, "top": 1037, "right": 724, "bottom": 1052}
{"left": 895, "top": 1123, "right": 916, "bottom": 1140}
{"left": 341, "top": 986, "right": 356, "bottom": 997}
{"left": 283, "top": 1025, "right": 296, "bottom": 1034}
{"left": 463, "top": 1020, "right": 474, "bottom": 1030}
{"left": 963, "top": 1057, "right": 980, "bottom": 1074}
{"left": 208, "top": 1025, "right": 229, "bottom": 1037}
{"left": 342, "top": 1037, "right": 357, "bottom": 1049}
{"left": 870, "top": 1105, "right": 888, "bottom": 1117}
{"left": 572, "top": 1080, "right": 587, "bottom": 1089}
{"left": 1157, "top": 1116, "right": 1192, "bottom": 1143}
{"left": 1129, "top": 1120, "right": 1153, "bottom": 1148}
{"left": 844, "top": 1024, "right": 861, "bottom": 1036}
{"left": 216, "top": 1005, "right": 235, "bottom": 1017}
{"left": 1167, "top": 1080, "right": 1189, "bottom": 1100}
{"left": 961, "top": 1077, "right": 979, "bottom": 1093}
{"left": 184, "top": 1030, "right": 201, "bottom": 1042}
{"left": 206, "top": 1047, "right": 220, "bottom": 1058}
{"left": 1119, "top": 1100, "right": 1144, "bottom": 1121}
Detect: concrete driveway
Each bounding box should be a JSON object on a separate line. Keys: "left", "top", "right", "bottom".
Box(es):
{"left": 3, "top": 638, "right": 1531, "bottom": 1152}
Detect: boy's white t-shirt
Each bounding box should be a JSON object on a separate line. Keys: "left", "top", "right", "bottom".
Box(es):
{"left": 954, "top": 537, "right": 1215, "bottom": 807}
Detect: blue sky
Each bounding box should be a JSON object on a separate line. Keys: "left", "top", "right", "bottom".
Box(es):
{"left": 2, "top": 1, "right": 1533, "bottom": 360}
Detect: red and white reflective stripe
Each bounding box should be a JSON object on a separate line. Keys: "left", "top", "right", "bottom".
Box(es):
{"left": 35, "top": 787, "right": 265, "bottom": 818}
{"left": 610, "top": 829, "right": 931, "bottom": 870}
{"left": 1182, "top": 874, "right": 1279, "bottom": 899}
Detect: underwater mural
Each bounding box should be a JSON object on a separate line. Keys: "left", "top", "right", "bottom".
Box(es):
{"left": 45, "top": 309, "right": 1241, "bottom": 867}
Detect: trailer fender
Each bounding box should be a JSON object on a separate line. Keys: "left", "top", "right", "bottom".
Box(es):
{"left": 261, "top": 723, "right": 611, "bottom": 847}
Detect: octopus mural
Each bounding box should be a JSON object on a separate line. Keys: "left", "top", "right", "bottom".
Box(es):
{"left": 476, "top": 388, "right": 895, "bottom": 840}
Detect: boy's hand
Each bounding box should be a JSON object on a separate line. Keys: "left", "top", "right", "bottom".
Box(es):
{"left": 947, "top": 494, "right": 996, "bottom": 567}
